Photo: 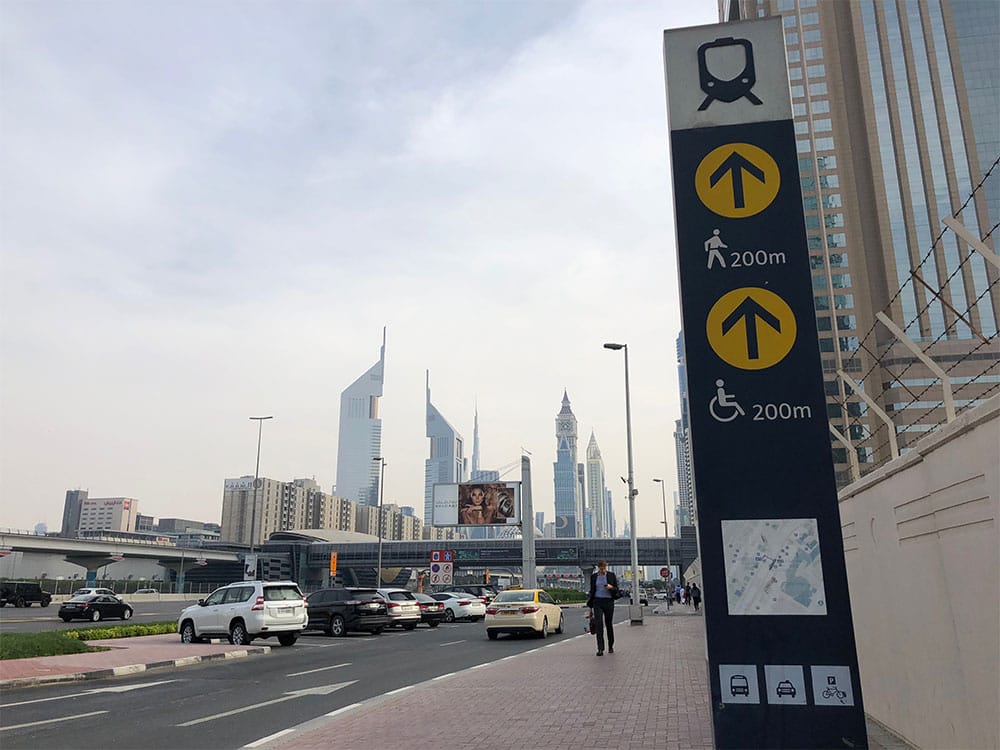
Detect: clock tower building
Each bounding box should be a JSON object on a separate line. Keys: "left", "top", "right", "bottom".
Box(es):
{"left": 553, "top": 390, "right": 583, "bottom": 538}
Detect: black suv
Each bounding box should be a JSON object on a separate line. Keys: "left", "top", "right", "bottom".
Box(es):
{"left": 304, "top": 587, "right": 391, "bottom": 637}
{"left": 0, "top": 582, "right": 53, "bottom": 608}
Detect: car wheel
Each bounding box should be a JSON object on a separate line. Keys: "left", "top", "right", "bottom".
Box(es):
{"left": 229, "top": 621, "right": 251, "bottom": 646}
{"left": 90, "top": 609, "right": 102, "bottom": 622}
{"left": 180, "top": 621, "right": 197, "bottom": 643}
{"left": 487, "top": 629, "right": 498, "bottom": 640}
{"left": 444, "top": 609, "right": 455, "bottom": 623}
{"left": 277, "top": 633, "right": 298, "bottom": 647}
{"left": 122, "top": 608, "right": 132, "bottom": 620}
{"left": 329, "top": 615, "right": 346, "bottom": 637}
{"left": 402, "top": 622, "right": 418, "bottom": 631}
{"left": 60, "top": 616, "right": 73, "bottom": 623}
{"left": 42, "top": 600, "right": 51, "bottom": 608}
{"left": 15, "top": 597, "right": 25, "bottom": 608}
{"left": 428, "top": 621, "right": 439, "bottom": 628}
{"left": 554, "top": 614, "right": 564, "bottom": 634}
{"left": 538, "top": 617, "right": 549, "bottom": 639}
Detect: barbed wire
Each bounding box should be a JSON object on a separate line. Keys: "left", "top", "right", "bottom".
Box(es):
{"left": 831, "top": 156, "right": 999, "bottom": 478}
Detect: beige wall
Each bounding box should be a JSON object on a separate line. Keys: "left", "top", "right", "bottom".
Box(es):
{"left": 839, "top": 396, "right": 999, "bottom": 750}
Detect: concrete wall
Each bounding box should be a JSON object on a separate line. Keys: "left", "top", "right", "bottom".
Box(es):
{"left": 839, "top": 396, "right": 999, "bottom": 750}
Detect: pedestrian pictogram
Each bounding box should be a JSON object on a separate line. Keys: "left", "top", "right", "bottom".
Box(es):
{"left": 710, "top": 379, "right": 745, "bottom": 422}
{"left": 695, "top": 143, "right": 779, "bottom": 218}
{"left": 705, "top": 229, "right": 728, "bottom": 269}
{"left": 706, "top": 287, "right": 796, "bottom": 369}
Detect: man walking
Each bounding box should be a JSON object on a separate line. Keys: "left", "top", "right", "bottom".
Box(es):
{"left": 587, "top": 560, "right": 620, "bottom": 657}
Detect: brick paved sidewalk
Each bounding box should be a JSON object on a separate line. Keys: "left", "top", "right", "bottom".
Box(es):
{"left": 265, "top": 610, "right": 715, "bottom": 750}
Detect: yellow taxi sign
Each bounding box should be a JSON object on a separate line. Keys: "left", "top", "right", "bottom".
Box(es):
{"left": 695, "top": 143, "right": 780, "bottom": 218}
{"left": 706, "top": 287, "right": 796, "bottom": 370}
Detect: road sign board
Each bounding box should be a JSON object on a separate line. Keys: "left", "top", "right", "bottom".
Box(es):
{"left": 665, "top": 17, "right": 866, "bottom": 749}
{"left": 660, "top": 567, "right": 670, "bottom": 578}
{"left": 429, "top": 561, "right": 453, "bottom": 586}
{"left": 194, "top": 559, "right": 208, "bottom": 567}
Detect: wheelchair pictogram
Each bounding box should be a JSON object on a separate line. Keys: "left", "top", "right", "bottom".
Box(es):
{"left": 709, "top": 379, "right": 745, "bottom": 422}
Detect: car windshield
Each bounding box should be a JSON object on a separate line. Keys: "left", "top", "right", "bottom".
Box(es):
{"left": 385, "top": 591, "right": 415, "bottom": 601}
{"left": 349, "top": 589, "right": 378, "bottom": 598}
{"left": 66, "top": 595, "right": 96, "bottom": 602}
{"left": 263, "top": 586, "right": 303, "bottom": 601}
{"left": 494, "top": 591, "right": 535, "bottom": 603}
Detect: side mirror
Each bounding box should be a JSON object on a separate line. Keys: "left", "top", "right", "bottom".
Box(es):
{"left": 197, "top": 599, "right": 206, "bottom": 606}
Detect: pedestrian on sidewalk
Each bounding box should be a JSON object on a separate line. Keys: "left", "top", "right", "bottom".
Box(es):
{"left": 587, "top": 560, "right": 619, "bottom": 656}
{"left": 684, "top": 583, "right": 692, "bottom": 606}
{"left": 691, "top": 583, "right": 702, "bottom": 611}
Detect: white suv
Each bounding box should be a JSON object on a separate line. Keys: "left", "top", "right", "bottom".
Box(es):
{"left": 177, "top": 581, "right": 307, "bottom": 647}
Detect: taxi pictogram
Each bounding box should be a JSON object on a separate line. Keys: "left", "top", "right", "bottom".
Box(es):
{"left": 695, "top": 143, "right": 780, "bottom": 218}
{"left": 706, "top": 287, "right": 796, "bottom": 369}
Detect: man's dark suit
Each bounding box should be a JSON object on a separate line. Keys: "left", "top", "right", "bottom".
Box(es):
{"left": 587, "top": 570, "right": 619, "bottom": 654}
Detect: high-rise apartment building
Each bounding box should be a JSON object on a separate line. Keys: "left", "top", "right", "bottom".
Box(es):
{"left": 585, "top": 432, "right": 610, "bottom": 537}
{"left": 335, "top": 329, "right": 385, "bottom": 506}
{"left": 60, "top": 489, "right": 87, "bottom": 537}
{"left": 221, "top": 476, "right": 361, "bottom": 547}
{"left": 553, "top": 391, "right": 583, "bottom": 537}
{"left": 77, "top": 497, "right": 139, "bottom": 534}
{"left": 673, "top": 332, "right": 697, "bottom": 524}
{"left": 718, "top": 0, "right": 999, "bottom": 484}
{"left": 423, "top": 371, "right": 467, "bottom": 525}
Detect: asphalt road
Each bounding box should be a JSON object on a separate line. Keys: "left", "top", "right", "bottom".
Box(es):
{"left": 0, "top": 600, "right": 198, "bottom": 633}
{"left": 0, "top": 615, "right": 578, "bottom": 749}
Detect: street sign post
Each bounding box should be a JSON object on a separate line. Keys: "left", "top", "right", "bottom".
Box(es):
{"left": 664, "top": 18, "right": 866, "bottom": 748}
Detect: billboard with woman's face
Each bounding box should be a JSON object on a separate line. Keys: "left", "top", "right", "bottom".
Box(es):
{"left": 432, "top": 482, "right": 520, "bottom": 526}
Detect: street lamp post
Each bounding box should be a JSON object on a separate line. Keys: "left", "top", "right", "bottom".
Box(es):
{"left": 604, "top": 342, "right": 641, "bottom": 615}
{"left": 373, "top": 457, "right": 386, "bottom": 587}
{"left": 248, "top": 416, "right": 273, "bottom": 556}
{"left": 653, "top": 477, "right": 672, "bottom": 606}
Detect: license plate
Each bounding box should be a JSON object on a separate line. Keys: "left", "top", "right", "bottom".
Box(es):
{"left": 500, "top": 610, "right": 518, "bottom": 616}
{"left": 278, "top": 606, "right": 293, "bottom": 614}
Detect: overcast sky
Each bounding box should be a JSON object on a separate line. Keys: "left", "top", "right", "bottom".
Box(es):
{"left": 1, "top": 0, "right": 717, "bottom": 540}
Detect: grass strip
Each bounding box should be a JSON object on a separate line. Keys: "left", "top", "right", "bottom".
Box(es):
{"left": 1, "top": 622, "right": 177, "bottom": 660}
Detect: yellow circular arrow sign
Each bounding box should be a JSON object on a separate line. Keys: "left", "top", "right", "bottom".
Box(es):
{"left": 695, "top": 143, "right": 780, "bottom": 218}
{"left": 706, "top": 287, "right": 797, "bottom": 370}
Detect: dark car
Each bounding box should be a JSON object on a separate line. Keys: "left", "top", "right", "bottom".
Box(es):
{"left": 449, "top": 584, "right": 499, "bottom": 605}
{"left": 0, "top": 582, "right": 52, "bottom": 608}
{"left": 59, "top": 594, "right": 133, "bottom": 622}
{"left": 304, "top": 587, "right": 391, "bottom": 636}
{"left": 413, "top": 592, "right": 446, "bottom": 628}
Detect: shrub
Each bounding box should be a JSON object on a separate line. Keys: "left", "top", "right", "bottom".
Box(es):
{"left": 63, "top": 622, "right": 178, "bottom": 640}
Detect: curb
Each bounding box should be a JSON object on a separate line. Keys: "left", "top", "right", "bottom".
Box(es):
{"left": 0, "top": 644, "right": 271, "bottom": 689}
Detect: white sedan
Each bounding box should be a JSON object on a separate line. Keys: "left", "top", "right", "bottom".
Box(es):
{"left": 430, "top": 592, "right": 487, "bottom": 622}
{"left": 485, "top": 588, "right": 564, "bottom": 639}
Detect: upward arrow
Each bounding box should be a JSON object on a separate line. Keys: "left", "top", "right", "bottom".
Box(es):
{"left": 709, "top": 151, "right": 766, "bottom": 209}
{"left": 721, "top": 296, "right": 782, "bottom": 360}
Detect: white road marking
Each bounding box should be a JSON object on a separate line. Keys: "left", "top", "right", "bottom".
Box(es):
{"left": 177, "top": 682, "right": 356, "bottom": 727}
{"left": 439, "top": 640, "right": 465, "bottom": 647}
{"left": 383, "top": 685, "right": 414, "bottom": 696}
{"left": 286, "top": 662, "right": 351, "bottom": 677}
{"left": 1, "top": 711, "right": 108, "bottom": 731}
{"left": 1, "top": 680, "right": 177, "bottom": 708}
{"left": 243, "top": 728, "right": 295, "bottom": 748}
{"left": 431, "top": 672, "right": 456, "bottom": 681}
{"left": 324, "top": 702, "right": 363, "bottom": 717}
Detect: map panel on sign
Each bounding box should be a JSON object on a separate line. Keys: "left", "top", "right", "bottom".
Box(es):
{"left": 722, "top": 518, "right": 827, "bottom": 615}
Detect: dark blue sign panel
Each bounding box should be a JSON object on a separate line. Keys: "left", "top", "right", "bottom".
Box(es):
{"left": 665, "top": 19, "right": 867, "bottom": 749}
